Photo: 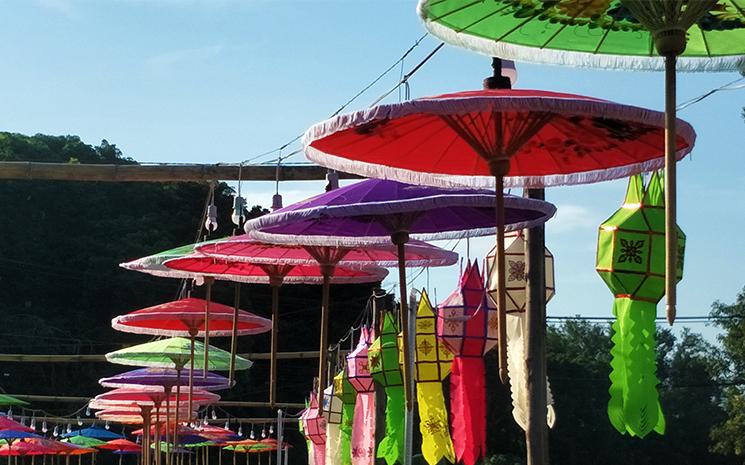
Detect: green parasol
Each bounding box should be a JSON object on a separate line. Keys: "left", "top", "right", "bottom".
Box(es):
{"left": 0, "top": 395, "right": 28, "bottom": 407}
{"left": 63, "top": 437, "right": 108, "bottom": 448}
{"left": 105, "top": 337, "right": 252, "bottom": 371}
{"left": 419, "top": 0, "right": 743, "bottom": 326}
{"left": 418, "top": 0, "right": 745, "bottom": 71}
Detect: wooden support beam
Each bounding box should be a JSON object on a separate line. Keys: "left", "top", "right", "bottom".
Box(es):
{"left": 0, "top": 351, "right": 333, "bottom": 363}
{"left": 0, "top": 162, "right": 360, "bottom": 183}
{"left": 16, "top": 416, "right": 299, "bottom": 425}
{"left": 6, "top": 394, "right": 305, "bottom": 410}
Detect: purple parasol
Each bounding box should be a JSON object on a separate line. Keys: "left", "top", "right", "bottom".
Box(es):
{"left": 99, "top": 368, "right": 232, "bottom": 391}
{"left": 242, "top": 179, "right": 556, "bottom": 412}
{"left": 246, "top": 179, "right": 556, "bottom": 247}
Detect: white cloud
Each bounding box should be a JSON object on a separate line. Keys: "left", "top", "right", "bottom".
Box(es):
{"left": 547, "top": 204, "right": 598, "bottom": 234}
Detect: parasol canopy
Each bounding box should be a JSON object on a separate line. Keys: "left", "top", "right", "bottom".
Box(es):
{"left": 417, "top": 0, "right": 745, "bottom": 71}
{"left": 62, "top": 436, "right": 107, "bottom": 448}
{"left": 105, "top": 337, "right": 252, "bottom": 371}
{"left": 100, "top": 368, "right": 231, "bottom": 391}
{"left": 195, "top": 238, "right": 454, "bottom": 269}
{"left": 164, "top": 253, "right": 390, "bottom": 283}
{"left": 0, "top": 416, "right": 34, "bottom": 433}
{"left": 111, "top": 297, "right": 272, "bottom": 338}
{"left": 304, "top": 89, "right": 695, "bottom": 190}
{"left": 0, "top": 396, "right": 28, "bottom": 407}
{"left": 90, "top": 387, "right": 220, "bottom": 406}
{"left": 62, "top": 427, "right": 124, "bottom": 440}
{"left": 97, "top": 439, "right": 141, "bottom": 453}
{"left": 245, "top": 178, "right": 555, "bottom": 245}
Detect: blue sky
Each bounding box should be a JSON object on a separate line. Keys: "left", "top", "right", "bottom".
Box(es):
{"left": 1, "top": 0, "right": 743, "bottom": 338}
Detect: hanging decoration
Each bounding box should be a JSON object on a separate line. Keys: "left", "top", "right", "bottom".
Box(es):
{"left": 368, "top": 312, "right": 404, "bottom": 465}
{"left": 333, "top": 369, "right": 356, "bottom": 465}
{"left": 346, "top": 327, "right": 376, "bottom": 465}
{"left": 437, "top": 261, "right": 497, "bottom": 465}
{"left": 300, "top": 394, "right": 327, "bottom": 465}
{"left": 403, "top": 290, "right": 455, "bottom": 465}
{"left": 486, "top": 232, "right": 557, "bottom": 431}
{"left": 596, "top": 172, "right": 685, "bottom": 438}
{"left": 322, "top": 380, "right": 344, "bottom": 465}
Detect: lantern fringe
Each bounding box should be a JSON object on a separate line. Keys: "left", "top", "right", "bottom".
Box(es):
{"left": 450, "top": 357, "right": 486, "bottom": 465}
{"left": 376, "top": 387, "right": 405, "bottom": 465}
{"left": 351, "top": 392, "right": 375, "bottom": 465}
{"left": 417, "top": 383, "right": 455, "bottom": 465}
{"left": 325, "top": 422, "right": 343, "bottom": 465}
{"left": 608, "top": 297, "right": 665, "bottom": 438}
{"left": 416, "top": 0, "right": 745, "bottom": 73}
{"left": 506, "top": 312, "right": 556, "bottom": 431}
{"left": 339, "top": 403, "right": 354, "bottom": 465}
{"left": 305, "top": 145, "right": 692, "bottom": 191}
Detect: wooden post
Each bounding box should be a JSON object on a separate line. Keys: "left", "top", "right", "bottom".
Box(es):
{"left": 525, "top": 188, "right": 549, "bottom": 465}
{"left": 317, "top": 265, "right": 334, "bottom": 406}
{"left": 229, "top": 283, "right": 241, "bottom": 386}
{"left": 203, "top": 278, "right": 214, "bottom": 380}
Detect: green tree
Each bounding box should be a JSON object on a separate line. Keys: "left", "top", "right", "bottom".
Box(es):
{"left": 710, "top": 287, "right": 745, "bottom": 457}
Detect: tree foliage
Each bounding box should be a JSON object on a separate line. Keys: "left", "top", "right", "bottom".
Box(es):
{"left": 710, "top": 287, "right": 745, "bottom": 457}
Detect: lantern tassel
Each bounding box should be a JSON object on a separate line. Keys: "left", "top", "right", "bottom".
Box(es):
{"left": 339, "top": 404, "right": 354, "bottom": 465}
{"left": 506, "top": 312, "right": 556, "bottom": 430}
{"left": 607, "top": 297, "right": 664, "bottom": 438}
{"left": 417, "top": 383, "right": 455, "bottom": 465}
{"left": 450, "top": 357, "right": 486, "bottom": 465}
{"left": 351, "top": 392, "right": 375, "bottom": 465}
{"left": 376, "top": 387, "right": 405, "bottom": 465}
{"left": 325, "top": 422, "right": 342, "bottom": 465}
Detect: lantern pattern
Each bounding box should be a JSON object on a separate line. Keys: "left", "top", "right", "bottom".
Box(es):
{"left": 596, "top": 172, "right": 685, "bottom": 438}
{"left": 486, "top": 232, "right": 557, "bottom": 431}
{"left": 368, "top": 312, "right": 404, "bottom": 465}
{"left": 333, "top": 370, "right": 356, "bottom": 465}
{"left": 436, "top": 261, "right": 497, "bottom": 465}
{"left": 346, "top": 327, "right": 376, "bottom": 465}
{"left": 411, "top": 290, "right": 455, "bottom": 465}
{"left": 299, "top": 401, "right": 316, "bottom": 465}
{"left": 301, "top": 393, "right": 327, "bottom": 465}
{"left": 323, "top": 381, "right": 345, "bottom": 465}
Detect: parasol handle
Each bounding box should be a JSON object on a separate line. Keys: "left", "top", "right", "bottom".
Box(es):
{"left": 392, "top": 231, "right": 414, "bottom": 412}
{"left": 229, "top": 283, "right": 241, "bottom": 387}
{"left": 269, "top": 278, "right": 282, "bottom": 407}
{"left": 490, "top": 160, "right": 510, "bottom": 384}
{"left": 317, "top": 264, "right": 334, "bottom": 407}
{"left": 664, "top": 52, "right": 678, "bottom": 326}
{"left": 204, "top": 278, "right": 214, "bottom": 379}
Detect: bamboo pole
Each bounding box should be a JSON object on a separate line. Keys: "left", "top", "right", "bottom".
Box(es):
{"left": 0, "top": 162, "right": 359, "bottom": 183}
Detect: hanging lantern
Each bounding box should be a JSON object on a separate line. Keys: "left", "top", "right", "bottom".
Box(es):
{"left": 436, "top": 261, "right": 497, "bottom": 465}
{"left": 486, "top": 232, "right": 557, "bottom": 432}
{"left": 322, "top": 380, "right": 345, "bottom": 465}
{"left": 322, "top": 382, "right": 344, "bottom": 425}
{"left": 368, "top": 312, "right": 404, "bottom": 465}
{"left": 398, "top": 290, "right": 454, "bottom": 465}
{"left": 231, "top": 195, "right": 247, "bottom": 227}
{"left": 300, "top": 393, "right": 327, "bottom": 465}
{"left": 345, "top": 327, "right": 375, "bottom": 465}
{"left": 333, "top": 369, "right": 356, "bottom": 465}
{"left": 596, "top": 172, "right": 685, "bottom": 438}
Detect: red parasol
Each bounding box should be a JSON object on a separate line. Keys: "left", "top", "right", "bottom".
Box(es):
{"left": 304, "top": 87, "right": 697, "bottom": 379}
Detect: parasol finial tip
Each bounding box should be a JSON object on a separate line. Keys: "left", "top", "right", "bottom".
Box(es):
{"left": 666, "top": 304, "right": 676, "bottom": 326}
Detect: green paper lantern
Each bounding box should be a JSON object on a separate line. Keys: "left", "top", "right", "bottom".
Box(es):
{"left": 596, "top": 172, "right": 686, "bottom": 439}
{"left": 596, "top": 172, "right": 685, "bottom": 303}
{"left": 369, "top": 312, "right": 403, "bottom": 388}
